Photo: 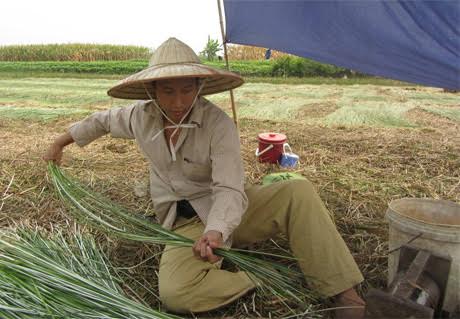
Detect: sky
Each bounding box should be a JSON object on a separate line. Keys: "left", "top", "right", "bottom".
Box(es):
{"left": 1, "top": 0, "right": 223, "bottom": 53}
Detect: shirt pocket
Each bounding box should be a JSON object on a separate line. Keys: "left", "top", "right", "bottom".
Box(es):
{"left": 182, "top": 160, "right": 212, "bottom": 183}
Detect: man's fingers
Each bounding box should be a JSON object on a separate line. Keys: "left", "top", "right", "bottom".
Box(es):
{"left": 200, "top": 240, "right": 207, "bottom": 258}
{"left": 192, "top": 235, "right": 222, "bottom": 262}
{"left": 191, "top": 240, "right": 222, "bottom": 263}
{"left": 206, "top": 246, "right": 221, "bottom": 263}
{"left": 193, "top": 238, "right": 206, "bottom": 260}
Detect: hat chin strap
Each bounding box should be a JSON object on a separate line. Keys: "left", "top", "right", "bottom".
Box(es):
{"left": 143, "top": 80, "right": 206, "bottom": 161}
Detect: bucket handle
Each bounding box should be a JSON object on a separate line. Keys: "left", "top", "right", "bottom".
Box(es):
{"left": 255, "top": 144, "right": 274, "bottom": 157}
{"left": 388, "top": 232, "right": 423, "bottom": 254}
{"left": 283, "top": 143, "right": 293, "bottom": 154}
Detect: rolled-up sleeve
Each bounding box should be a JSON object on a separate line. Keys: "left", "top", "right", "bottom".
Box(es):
{"left": 69, "top": 103, "right": 137, "bottom": 147}
{"left": 204, "top": 113, "right": 248, "bottom": 242}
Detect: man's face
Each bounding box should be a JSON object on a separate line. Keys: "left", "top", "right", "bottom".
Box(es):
{"left": 155, "top": 78, "right": 199, "bottom": 123}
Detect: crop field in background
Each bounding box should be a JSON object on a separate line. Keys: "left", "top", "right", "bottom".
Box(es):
{"left": 0, "top": 43, "right": 152, "bottom": 61}
{"left": 0, "top": 59, "right": 348, "bottom": 78}
{"left": 0, "top": 43, "right": 290, "bottom": 62}
{"left": 1, "top": 74, "right": 459, "bottom": 318}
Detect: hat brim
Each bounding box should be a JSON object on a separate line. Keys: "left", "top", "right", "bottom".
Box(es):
{"left": 107, "top": 63, "right": 244, "bottom": 100}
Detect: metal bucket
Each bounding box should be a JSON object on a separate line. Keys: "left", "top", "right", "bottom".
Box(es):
{"left": 386, "top": 198, "right": 460, "bottom": 313}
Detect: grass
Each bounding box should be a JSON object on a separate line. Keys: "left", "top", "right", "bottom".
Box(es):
{"left": 0, "top": 71, "right": 124, "bottom": 80}
{"left": 244, "top": 76, "right": 411, "bottom": 86}
{"left": 0, "top": 68, "right": 413, "bottom": 86}
{"left": 0, "top": 60, "right": 148, "bottom": 75}
{"left": 0, "top": 60, "right": 419, "bottom": 85}
{"left": 324, "top": 104, "right": 415, "bottom": 127}
{"left": 421, "top": 106, "right": 460, "bottom": 122}
{"left": 0, "top": 59, "right": 344, "bottom": 78}
{"left": 0, "top": 106, "right": 91, "bottom": 121}
{"left": 210, "top": 83, "right": 333, "bottom": 121}
{"left": 404, "top": 92, "right": 460, "bottom": 105}
{"left": 0, "top": 78, "right": 126, "bottom": 111}
{"left": 0, "top": 77, "right": 458, "bottom": 126}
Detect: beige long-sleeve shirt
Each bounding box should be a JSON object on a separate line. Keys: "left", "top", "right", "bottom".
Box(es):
{"left": 68, "top": 97, "right": 248, "bottom": 242}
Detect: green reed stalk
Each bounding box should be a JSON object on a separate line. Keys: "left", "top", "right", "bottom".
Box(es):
{"left": 48, "top": 163, "right": 316, "bottom": 306}
{"left": 0, "top": 227, "right": 182, "bottom": 319}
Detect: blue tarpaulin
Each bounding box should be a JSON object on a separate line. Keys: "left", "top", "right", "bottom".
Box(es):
{"left": 224, "top": 1, "right": 460, "bottom": 90}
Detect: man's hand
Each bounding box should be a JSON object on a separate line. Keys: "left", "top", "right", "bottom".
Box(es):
{"left": 192, "top": 230, "right": 223, "bottom": 263}
{"left": 43, "top": 143, "right": 65, "bottom": 165}
{"left": 42, "top": 132, "right": 75, "bottom": 165}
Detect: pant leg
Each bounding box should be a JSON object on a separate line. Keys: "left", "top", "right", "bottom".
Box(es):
{"left": 233, "top": 179, "right": 364, "bottom": 297}
{"left": 158, "top": 218, "right": 255, "bottom": 314}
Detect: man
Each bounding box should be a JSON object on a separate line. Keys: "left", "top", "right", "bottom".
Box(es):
{"left": 44, "top": 38, "right": 365, "bottom": 318}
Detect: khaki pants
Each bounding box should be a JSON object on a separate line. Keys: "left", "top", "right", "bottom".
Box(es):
{"left": 159, "top": 179, "right": 364, "bottom": 313}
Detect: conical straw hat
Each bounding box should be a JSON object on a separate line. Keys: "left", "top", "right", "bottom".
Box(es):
{"left": 107, "top": 37, "right": 244, "bottom": 100}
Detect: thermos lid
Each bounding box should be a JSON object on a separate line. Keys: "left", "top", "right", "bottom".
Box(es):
{"left": 258, "top": 132, "right": 287, "bottom": 143}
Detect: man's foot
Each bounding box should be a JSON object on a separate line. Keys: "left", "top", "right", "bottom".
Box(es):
{"left": 333, "top": 288, "right": 366, "bottom": 319}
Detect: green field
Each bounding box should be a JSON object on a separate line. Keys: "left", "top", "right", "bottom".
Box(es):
{"left": 0, "top": 59, "right": 366, "bottom": 78}
{"left": 0, "top": 59, "right": 301, "bottom": 77}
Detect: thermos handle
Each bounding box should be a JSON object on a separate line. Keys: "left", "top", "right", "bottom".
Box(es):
{"left": 283, "top": 143, "right": 293, "bottom": 154}
{"left": 255, "top": 144, "right": 274, "bottom": 157}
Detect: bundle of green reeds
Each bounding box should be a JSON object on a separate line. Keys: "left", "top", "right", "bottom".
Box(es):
{"left": 48, "top": 163, "right": 315, "bottom": 306}
{"left": 0, "top": 227, "right": 182, "bottom": 319}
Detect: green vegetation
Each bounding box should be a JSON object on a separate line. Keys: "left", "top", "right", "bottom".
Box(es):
{"left": 244, "top": 76, "right": 410, "bottom": 86}
{"left": 0, "top": 60, "right": 148, "bottom": 75}
{"left": 0, "top": 78, "right": 127, "bottom": 110}
{"left": 207, "top": 60, "right": 273, "bottom": 77}
{"left": 0, "top": 43, "right": 151, "bottom": 61}
{"left": 0, "top": 77, "right": 457, "bottom": 127}
{"left": 199, "top": 36, "right": 222, "bottom": 61}
{"left": 324, "top": 104, "right": 415, "bottom": 127}
{"left": 0, "top": 69, "right": 410, "bottom": 86}
{"left": 0, "top": 227, "right": 180, "bottom": 318}
{"left": 272, "top": 56, "right": 353, "bottom": 77}
{"left": 209, "top": 83, "right": 459, "bottom": 127}
{"left": 0, "top": 59, "right": 364, "bottom": 78}
{"left": 0, "top": 106, "right": 91, "bottom": 121}
{"left": 422, "top": 106, "right": 460, "bottom": 121}
{"left": 0, "top": 60, "right": 276, "bottom": 77}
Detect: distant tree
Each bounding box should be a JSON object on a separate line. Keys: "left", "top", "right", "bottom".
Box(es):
{"left": 200, "top": 36, "right": 222, "bottom": 61}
